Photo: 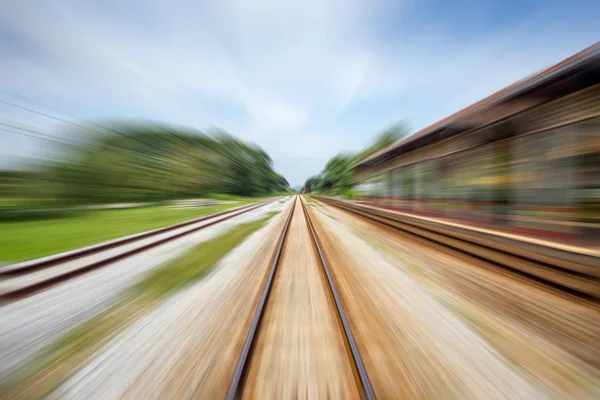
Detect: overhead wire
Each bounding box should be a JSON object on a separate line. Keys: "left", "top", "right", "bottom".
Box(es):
{"left": 1, "top": 99, "right": 184, "bottom": 158}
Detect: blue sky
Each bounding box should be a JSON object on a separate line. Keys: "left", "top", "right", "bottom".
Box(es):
{"left": 0, "top": 0, "right": 599, "bottom": 187}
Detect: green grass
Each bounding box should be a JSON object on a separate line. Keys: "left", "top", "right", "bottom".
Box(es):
{"left": 0, "top": 200, "right": 257, "bottom": 264}
{"left": 204, "top": 193, "right": 260, "bottom": 201}
{"left": 134, "top": 211, "right": 278, "bottom": 299}
{"left": 4, "top": 210, "right": 279, "bottom": 397}
{"left": 0, "top": 198, "right": 52, "bottom": 208}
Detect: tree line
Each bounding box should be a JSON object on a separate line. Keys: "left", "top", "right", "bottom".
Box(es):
{"left": 303, "top": 123, "right": 408, "bottom": 196}
{"left": 0, "top": 121, "right": 291, "bottom": 209}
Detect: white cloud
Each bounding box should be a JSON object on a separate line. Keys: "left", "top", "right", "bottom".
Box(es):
{"left": 0, "top": 0, "right": 598, "bottom": 186}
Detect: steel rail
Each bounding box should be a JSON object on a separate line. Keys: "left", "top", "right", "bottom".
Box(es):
{"left": 0, "top": 199, "right": 277, "bottom": 304}
{"left": 226, "top": 196, "right": 296, "bottom": 400}
{"left": 301, "top": 197, "right": 376, "bottom": 400}
{"left": 226, "top": 196, "right": 375, "bottom": 399}
{"left": 1, "top": 200, "right": 273, "bottom": 277}
{"left": 317, "top": 196, "right": 600, "bottom": 300}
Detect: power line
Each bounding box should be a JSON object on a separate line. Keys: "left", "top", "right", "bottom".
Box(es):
{"left": 0, "top": 124, "right": 169, "bottom": 165}
{"left": 0, "top": 121, "right": 75, "bottom": 142}
{"left": 1, "top": 99, "right": 183, "bottom": 157}
{"left": 0, "top": 126, "right": 85, "bottom": 150}
{"left": 1, "top": 101, "right": 106, "bottom": 135}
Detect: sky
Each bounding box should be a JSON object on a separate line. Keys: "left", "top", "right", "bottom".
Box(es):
{"left": 0, "top": 0, "right": 599, "bottom": 187}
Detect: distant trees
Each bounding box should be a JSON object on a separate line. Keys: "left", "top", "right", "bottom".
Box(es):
{"left": 0, "top": 121, "right": 290, "bottom": 208}
{"left": 304, "top": 122, "right": 408, "bottom": 195}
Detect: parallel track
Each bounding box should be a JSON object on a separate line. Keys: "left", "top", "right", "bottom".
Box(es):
{"left": 316, "top": 196, "right": 600, "bottom": 300}
{"left": 0, "top": 199, "right": 275, "bottom": 304}
{"left": 226, "top": 196, "right": 375, "bottom": 400}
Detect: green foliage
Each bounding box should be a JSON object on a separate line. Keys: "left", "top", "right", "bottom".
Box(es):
{"left": 304, "top": 122, "right": 408, "bottom": 194}
{"left": 0, "top": 121, "right": 290, "bottom": 211}
{"left": 343, "top": 188, "right": 355, "bottom": 200}
{"left": 204, "top": 193, "right": 255, "bottom": 201}
{"left": 356, "top": 122, "right": 408, "bottom": 163}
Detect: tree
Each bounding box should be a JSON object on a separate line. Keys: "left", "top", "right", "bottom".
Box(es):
{"left": 356, "top": 122, "right": 409, "bottom": 162}
{"left": 3, "top": 120, "right": 290, "bottom": 208}
{"left": 303, "top": 121, "right": 409, "bottom": 194}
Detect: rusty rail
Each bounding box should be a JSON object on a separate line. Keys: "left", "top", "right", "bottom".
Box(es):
{"left": 227, "top": 196, "right": 375, "bottom": 399}
{"left": 315, "top": 196, "right": 600, "bottom": 300}
{"left": 0, "top": 199, "right": 276, "bottom": 303}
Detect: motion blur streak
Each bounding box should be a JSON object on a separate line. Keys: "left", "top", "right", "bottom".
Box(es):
{"left": 320, "top": 43, "right": 600, "bottom": 250}
{"left": 1, "top": 0, "right": 599, "bottom": 399}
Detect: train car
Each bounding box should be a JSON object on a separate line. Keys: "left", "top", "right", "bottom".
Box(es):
{"left": 354, "top": 43, "right": 600, "bottom": 247}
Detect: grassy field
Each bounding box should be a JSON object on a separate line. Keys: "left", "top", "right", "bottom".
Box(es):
{"left": 134, "top": 211, "right": 279, "bottom": 299}
{"left": 0, "top": 199, "right": 259, "bottom": 264}
{"left": 4, "top": 211, "right": 279, "bottom": 398}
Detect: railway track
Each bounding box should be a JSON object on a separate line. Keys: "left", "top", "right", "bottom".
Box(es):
{"left": 227, "top": 196, "right": 375, "bottom": 399}
{"left": 0, "top": 199, "right": 276, "bottom": 304}
{"left": 315, "top": 196, "right": 600, "bottom": 300}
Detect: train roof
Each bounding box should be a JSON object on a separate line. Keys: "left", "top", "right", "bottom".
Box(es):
{"left": 356, "top": 42, "right": 600, "bottom": 169}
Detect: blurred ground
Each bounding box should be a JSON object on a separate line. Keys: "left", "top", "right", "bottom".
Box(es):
{"left": 307, "top": 199, "right": 600, "bottom": 399}
{"left": 1, "top": 197, "right": 598, "bottom": 399}
{"left": 0, "top": 199, "right": 289, "bottom": 395}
